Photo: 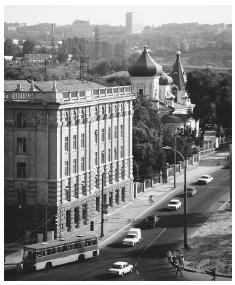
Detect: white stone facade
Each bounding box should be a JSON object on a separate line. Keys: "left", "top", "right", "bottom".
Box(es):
{"left": 4, "top": 83, "right": 135, "bottom": 239}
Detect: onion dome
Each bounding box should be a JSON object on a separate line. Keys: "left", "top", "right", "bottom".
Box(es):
{"left": 159, "top": 72, "right": 173, "bottom": 85}
{"left": 128, "top": 45, "right": 162, "bottom": 77}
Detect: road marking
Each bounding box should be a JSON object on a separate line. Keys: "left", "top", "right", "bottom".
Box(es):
{"left": 142, "top": 228, "right": 167, "bottom": 253}
{"left": 100, "top": 191, "right": 175, "bottom": 247}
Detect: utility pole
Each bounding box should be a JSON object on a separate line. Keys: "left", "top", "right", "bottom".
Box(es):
{"left": 100, "top": 173, "right": 105, "bottom": 238}
{"left": 44, "top": 60, "right": 47, "bottom": 81}
{"left": 174, "top": 134, "right": 176, "bottom": 188}
{"left": 183, "top": 160, "right": 189, "bottom": 249}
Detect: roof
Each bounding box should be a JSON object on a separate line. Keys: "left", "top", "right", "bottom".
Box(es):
{"left": 128, "top": 45, "right": 162, "bottom": 77}
{"left": 4, "top": 80, "right": 105, "bottom": 92}
{"left": 24, "top": 235, "right": 97, "bottom": 250}
{"left": 169, "top": 49, "right": 186, "bottom": 89}
{"left": 159, "top": 72, "right": 173, "bottom": 85}
{"left": 113, "top": 261, "right": 128, "bottom": 266}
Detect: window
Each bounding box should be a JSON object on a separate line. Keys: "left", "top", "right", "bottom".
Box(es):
{"left": 139, "top": 89, "right": 143, "bottom": 95}
{"left": 73, "top": 159, "right": 77, "bottom": 173}
{"left": 17, "top": 162, "right": 26, "bottom": 178}
{"left": 121, "top": 167, "right": 124, "bottom": 179}
{"left": 81, "top": 157, "right": 85, "bottom": 171}
{"left": 74, "top": 207, "right": 79, "bottom": 224}
{"left": 94, "top": 130, "right": 98, "bottom": 143}
{"left": 65, "top": 137, "right": 69, "bottom": 152}
{"left": 65, "top": 161, "right": 69, "bottom": 176}
{"left": 108, "top": 127, "right": 111, "bottom": 140}
{"left": 114, "top": 147, "right": 118, "bottom": 160}
{"left": 65, "top": 112, "right": 69, "bottom": 122}
{"left": 17, "top": 113, "right": 26, "bottom": 127}
{"left": 81, "top": 133, "right": 85, "bottom": 148}
{"left": 82, "top": 181, "right": 86, "bottom": 195}
{"left": 120, "top": 125, "right": 124, "bottom": 137}
{"left": 96, "top": 197, "right": 100, "bottom": 212}
{"left": 120, "top": 146, "right": 124, "bottom": 158}
{"left": 114, "top": 126, "right": 118, "bottom": 139}
{"left": 102, "top": 106, "right": 105, "bottom": 114}
{"left": 81, "top": 109, "right": 85, "bottom": 120}
{"left": 101, "top": 128, "right": 105, "bottom": 142}
{"left": 95, "top": 152, "right": 98, "bottom": 166}
{"left": 101, "top": 151, "right": 105, "bottom": 164}
{"left": 108, "top": 149, "right": 111, "bottom": 162}
{"left": 95, "top": 107, "right": 98, "bottom": 117}
{"left": 115, "top": 168, "right": 118, "bottom": 181}
{"left": 95, "top": 175, "right": 99, "bottom": 188}
{"left": 114, "top": 105, "right": 117, "bottom": 113}
{"left": 73, "top": 135, "right": 77, "bottom": 150}
{"left": 73, "top": 111, "right": 77, "bottom": 122}
{"left": 108, "top": 105, "right": 111, "bottom": 113}
{"left": 109, "top": 171, "right": 112, "bottom": 184}
{"left": 16, "top": 137, "right": 26, "bottom": 153}
{"left": 74, "top": 183, "right": 78, "bottom": 198}
{"left": 66, "top": 187, "right": 71, "bottom": 201}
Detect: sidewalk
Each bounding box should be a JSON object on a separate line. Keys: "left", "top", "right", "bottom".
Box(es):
{"left": 5, "top": 151, "right": 228, "bottom": 269}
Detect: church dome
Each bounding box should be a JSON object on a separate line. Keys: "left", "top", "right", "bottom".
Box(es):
{"left": 128, "top": 45, "right": 162, "bottom": 77}
{"left": 159, "top": 72, "right": 173, "bottom": 85}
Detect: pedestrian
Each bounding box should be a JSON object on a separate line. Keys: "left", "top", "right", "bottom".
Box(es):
{"left": 217, "top": 159, "right": 221, "bottom": 166}
{"left": 166, "top": 249, "right": 172, "bottom": 264}
{"left": 149, "top": 195, "right": 154, "bottom": 206}
{"left": 179, "top": 253, "right": 184, "bottom": 269}
{"left": 211, "top": 267, "right": 216, "bottom": 281}
{"left": 16, "top": 262, "right": 23, "bottom": 278}
{"left": 175, "top": 262, "right": 183, "bottom": 277}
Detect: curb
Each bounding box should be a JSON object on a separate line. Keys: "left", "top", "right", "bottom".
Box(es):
{"left": 183, "top": 266, "right": 232, "bottom": 278}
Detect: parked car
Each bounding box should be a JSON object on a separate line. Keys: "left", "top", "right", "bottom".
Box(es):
{"left": 108, "top": 261, "right": 133, "bottom": 276}
{"left": 167, "top": 199, "right": 182, "bottom": 210}
{"left": 197, "top": 175, "right": 214, "bottom": 184}
{"left": 187, "top": 186, "right": 197, "bottom": 197}
{"left": 142, "top": 215, "right": 159, "bottom": 229}
{"left": 122, "top": 228, "right": 141, "bottom": 246}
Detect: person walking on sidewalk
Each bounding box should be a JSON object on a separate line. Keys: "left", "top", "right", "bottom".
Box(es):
{"left": 211, "top": 268, "right": 216, "bottom": 281}
{"left": 149, "top": 195, "right": 154, "bottom": 206}
{"left": 166, "top": 249, "right": 172, "bottom": 264}
{"left": 175, "top": 262, "right": 183, "bottom": 277}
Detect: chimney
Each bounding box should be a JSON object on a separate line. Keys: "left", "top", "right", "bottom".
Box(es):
{"left": 52, "top": 80, "right": 57, "bottom": 92}
{"left": 17, "top": 83, "right": 22, "bottom": 91}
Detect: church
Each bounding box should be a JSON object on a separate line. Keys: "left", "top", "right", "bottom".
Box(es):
{"left": 128, "top": 45, "right": 199, "bottom": 133}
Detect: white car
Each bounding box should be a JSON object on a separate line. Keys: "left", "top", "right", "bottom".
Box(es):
{"left": 108, "top": 261, "right": 133, "bottom": 276}
{"left": 198, "top": 175, "right": 214, "bottom": 184}
{"left": 167, "top": 199, "right": 182, "bottom": 210}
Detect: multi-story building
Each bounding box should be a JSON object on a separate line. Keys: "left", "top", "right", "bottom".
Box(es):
{"left": 4, "top": 80, "right": 134, "bottom": 240}
{"left": 126, "top": 12, "right": 143, "bottom": 35}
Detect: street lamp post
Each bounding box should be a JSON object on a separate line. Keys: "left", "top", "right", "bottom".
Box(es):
{"left": 163, "top": 146, "right": 189, "bottom": 249}
{"left": 100, "top": 173, "right": 105, "bottom": 238}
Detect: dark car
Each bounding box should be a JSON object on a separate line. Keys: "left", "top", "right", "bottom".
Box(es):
{"left": 142, "top": 215, "right": 159, "bottom": 229}
{"left": 187, "top": 186, "right": 197, "bottom": 197}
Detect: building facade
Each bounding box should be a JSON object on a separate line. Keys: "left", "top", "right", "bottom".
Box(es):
{"left": 4, "top": 80, "right": 134, "bottom": 240}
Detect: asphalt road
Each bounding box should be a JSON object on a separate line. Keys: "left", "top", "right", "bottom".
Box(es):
{"left": 18, "top": 162, "right": 229, "bottom": 281}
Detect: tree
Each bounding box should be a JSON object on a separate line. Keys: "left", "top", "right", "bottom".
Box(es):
{"left": 186, "top": 69, "right": 232, "bottom": 138}
{"left": 132, "top": 96, "right": 166, "bottom": 181}
{"left": 22, "top": 39, "right": 36, "bottom": 55}
{"left": 57, "top": 52, "right": 68, "bottom": 63}
{"left": 4, "top": 38, "right": 14, "bottom": 56}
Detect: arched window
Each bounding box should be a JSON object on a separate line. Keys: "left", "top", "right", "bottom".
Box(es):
{"left": 65, "top": 112, "right": 69, "bottom": 122}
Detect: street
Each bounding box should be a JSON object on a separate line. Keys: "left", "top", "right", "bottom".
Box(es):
{"left": 17, "top": 155, "right": 230, "bottom": 281}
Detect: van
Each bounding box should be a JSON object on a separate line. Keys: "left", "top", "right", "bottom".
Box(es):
{"left": 187, "top": 186, "right": 197, "bottom": 197}
{"left": 122, "top": 228, "right": 141, "bottom": 246}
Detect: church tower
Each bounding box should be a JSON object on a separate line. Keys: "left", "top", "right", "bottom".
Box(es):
{"left": 169, "top": 49, "right": 187, "bottom": 105}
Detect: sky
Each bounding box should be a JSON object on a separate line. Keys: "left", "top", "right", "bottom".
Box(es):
{"left": 3, "top": 0, "right": 233, "bottom": 27}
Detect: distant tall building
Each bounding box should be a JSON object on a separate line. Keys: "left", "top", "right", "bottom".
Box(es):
{"left": 72, "top": 20, "right": 91, "bottom": 37}
{"left": 126, "top": 12, "right": 143, "bottom": 35}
